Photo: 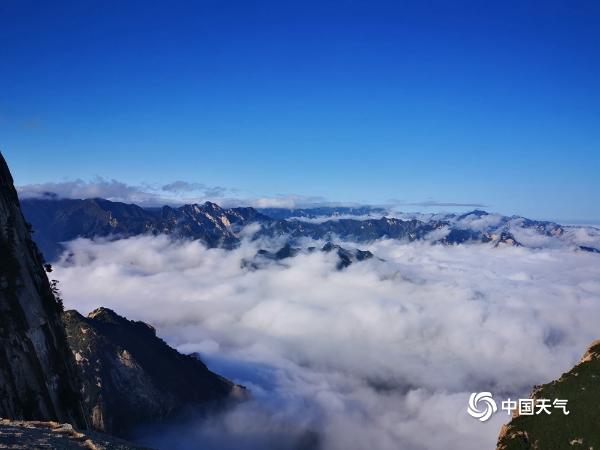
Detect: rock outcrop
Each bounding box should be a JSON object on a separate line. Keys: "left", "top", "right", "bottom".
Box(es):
{"left": 242, "top": 242, "right": 374, "bottom": 270}
{"left": 63, "top": 308, "right": 243, "bottom": 437}
{"left": 496, "top": 340, "right": 600, "bottom": 450}
{"left": 0, "top": 153, "right": 85, "bottom": 426}
{"left": 0, "top": 418, "right": 149, "bottom": 449}
{"left": 321, "top": 242, "right": 374, "bottom": 269}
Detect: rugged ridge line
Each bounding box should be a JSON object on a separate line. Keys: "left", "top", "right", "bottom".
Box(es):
{"left": 23, "top": 195, "right": 596, "bottom": 265}
{"left": 63, "top": 307, "right": 244, "bottom": 437}
{"left": 20, "top": 198, "right": 271, "bottom": 261}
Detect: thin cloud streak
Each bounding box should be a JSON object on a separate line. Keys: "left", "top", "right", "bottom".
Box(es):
{"left": 409, "top": 200, "right": 488, "bottom": 208}
{"left": 17, "top": 179, "right": 369, "bottom": 209}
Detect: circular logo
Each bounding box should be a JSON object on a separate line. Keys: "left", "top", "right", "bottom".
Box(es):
{"left": 467, "top": 392, "right": 497, "bottom": 422}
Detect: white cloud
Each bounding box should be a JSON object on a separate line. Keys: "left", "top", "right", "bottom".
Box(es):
{"left": 408, "top": 200, "right": 488, "bottom": 208}
{"left": 16, "top": 178, "right": 346, "bottom": 210}
{"left": 53, "top": 235, "right": 600, "bottom": 450}
{"left": 16, "top": 178, "right": 234, "bottom": 206}
{"left": 17, "top": 178, "right": 152, "bottom": 203}
{"left": 455, "top": 213, "right": 504, "bottom": 232}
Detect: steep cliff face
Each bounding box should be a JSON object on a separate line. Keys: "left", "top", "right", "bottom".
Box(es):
{"left": 497, "top": 340, "right": 600, "bottom": 450}
{"left": 0, "top": 153, "right": 84, "bottom": 425}
{"left": 63, "top": 308, "right": 243, "bottom": 437}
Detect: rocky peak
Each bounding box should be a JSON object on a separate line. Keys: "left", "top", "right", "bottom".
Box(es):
{"left": 87, "top": 307, "right": 123, "bottom": 323}
{"left": 580, "top": 339, "right": 600, "bottom": 363}
{"left": 458, "top": 209, "right": 489, "bottom": 219}
{"left": 63, "top": 307, "right": 243, "bottom": 437}
{"left": 85, "top": 308, "right": 157, "bottom": 336}
{"left": 201, "top": 200, "right": 222, "bottom": 211}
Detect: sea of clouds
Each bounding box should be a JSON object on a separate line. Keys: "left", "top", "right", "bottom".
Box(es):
{"left": 53, "top": 234, "right": 600, "bottom": 450}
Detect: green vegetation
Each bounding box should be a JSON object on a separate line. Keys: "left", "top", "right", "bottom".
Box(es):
{"left": 498, "top": 342, "right": 600, "bottom": 450}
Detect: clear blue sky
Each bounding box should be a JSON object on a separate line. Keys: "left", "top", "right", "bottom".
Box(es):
{"left": 1, "top": 1, "right": 598, "bottom": 220}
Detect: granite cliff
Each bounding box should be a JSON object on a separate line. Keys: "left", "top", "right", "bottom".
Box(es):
{"left": 0, "top": 153, "right": 85, "bottom": 426}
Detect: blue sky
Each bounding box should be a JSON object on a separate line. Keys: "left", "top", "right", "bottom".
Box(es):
{"left": 1, "top": 1, "right": 598, "bottom": 221}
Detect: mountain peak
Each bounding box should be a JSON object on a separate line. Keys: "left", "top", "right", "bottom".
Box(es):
{"left": 64, "top": 307, "right": 240, "bottom": 435}
{"left": 0, "top": 152, "right": 14, "bottom": 187}
{"left": 201, "top": 200, "right": 222, "bottom": 211}
{"left": 87, "top": 307, "right": 123, "bottom": 323}
{"left": 458, "top": 209, "right": 489, "bottom": 219}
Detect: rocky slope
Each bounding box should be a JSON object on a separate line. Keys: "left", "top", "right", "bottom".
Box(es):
{"left": 62, "top": 308, "right": 243, "bottom": 437}
{"left": 496, "top": 340, "right": 600, "bottom": 450}
{"left": 0, "top": 153, "right": 84, "bottom": 426}
{"left": 0, "top": 419, "right": 149, "bottom": 449}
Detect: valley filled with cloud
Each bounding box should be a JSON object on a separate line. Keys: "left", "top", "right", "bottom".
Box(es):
{"left": 51, "top": 233, "right": 600, "bottom": 450}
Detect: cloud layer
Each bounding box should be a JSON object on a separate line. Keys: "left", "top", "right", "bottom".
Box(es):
{"left": 17, "top": 178, "right": 336, "bottom": 209}
{"left": 16, "top": 177, "right": 232, "bottom": 206}
{"left": 17, "top": 178, "right": 490, "bottom": 214}
{"left": 53, "top": 235, "right": 600, "bottom": 450}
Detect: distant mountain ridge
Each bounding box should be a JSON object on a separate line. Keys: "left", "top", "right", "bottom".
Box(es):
{"left": 20, "top": 198, "right": 600, "bottom": 262}
{"left": 21, "top": 198, "right": 271, "bottom": 260}
{"left": 256, "top": 205, "right": 386, "bottom": 220}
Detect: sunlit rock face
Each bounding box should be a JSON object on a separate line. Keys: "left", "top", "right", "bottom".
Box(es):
{"left": 63, "top": 307, "right": 243, "bottom": 437}
{"left": 0, "top": 153, "right": 84, "bottom": 426}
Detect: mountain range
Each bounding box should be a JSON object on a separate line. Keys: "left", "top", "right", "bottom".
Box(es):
{"left": 20, "top": 197, "right": 600, "bottom": 263}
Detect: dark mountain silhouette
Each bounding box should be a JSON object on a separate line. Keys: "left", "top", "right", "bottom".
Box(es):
{"left": 0, "top": 153, "right": 85, "bottom": 426}
{"left": 242, "top": 242, "right": 374, "bottom": 270}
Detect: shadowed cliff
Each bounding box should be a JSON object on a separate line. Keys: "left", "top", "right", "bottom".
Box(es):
{"left": 0, "top": 152, "right": 85, "bottom": 426}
